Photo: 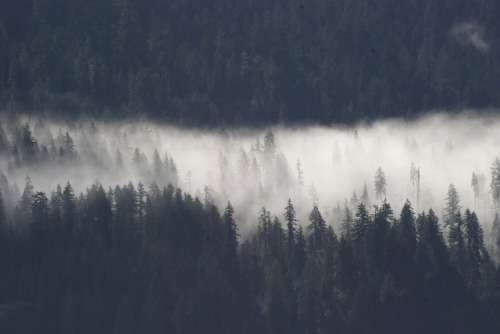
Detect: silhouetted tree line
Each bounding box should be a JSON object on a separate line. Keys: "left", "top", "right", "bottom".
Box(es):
{"left": 1, "top": 0, "right": 499, "bottom": 125}
{"left": 1, "top": 177, "right": 500, "bottom": 333}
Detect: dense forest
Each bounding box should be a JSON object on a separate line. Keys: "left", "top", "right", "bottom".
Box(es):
{"left": 1, "top": 0, "right": 500, "bottom": 125}
{"left": 0, "top": 117, "right": 500, "bottom": 332}
{"left": 1, "top": 176, "right": 500, "bottom": 333}
{"left": 2, "top": 0, "right": 500, "bottom": 332}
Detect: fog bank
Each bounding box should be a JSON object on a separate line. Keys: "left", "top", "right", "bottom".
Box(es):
{"left": 1, "top": 112, "right": 499, "bottom": 237}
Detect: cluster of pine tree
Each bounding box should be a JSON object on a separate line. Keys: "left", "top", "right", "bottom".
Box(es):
{"left": 1, "top": 0, "right": 499, "bottom": 124}
{"left": 1, "top": 176, "right": 500, "bottom": 333}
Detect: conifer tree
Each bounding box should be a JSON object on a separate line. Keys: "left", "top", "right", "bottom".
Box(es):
{"left": 222, "top": 201, "right": 239, "bottom": 285}
{"left": 353, "top": 203, "right": 370, "bottom": 252}
{"left": 491, "top": 157, "right": 500, "bottom": 210}
{"left": 20, "top": 123, "right": 38, "bottom": 165}
{"left": 444, "top": 184, "right": 461, "bottom": 229}
{"left": 471, "top": 172, "right": 479, "bottom": 209}
{"left": 341, "top": 199, "right": 353, "bottom": 241}
{"left": 257, "top": 207, "right": 273, "bottom": 263}
{"left": 31, "top": 191, "right": 49, "bottom": 235}
{"left": 492, "top": 213, "right": 500, "bottom": 264}
{"left": 464, "top": 210, "right": 485, "bottom": 289}
{"left": 374, "top": 166, "right": 387, "bottom": 201}
{"left": 296, "top": 159, "right": 304, "bottom": 208}
{"left": 284, "top": 198, "right": 297, "bottom": 251}
{"left": 360, "top": 182, "right": 370, "bottom": 208}
{"left": 15, "top": 176, "right": 34, "bottom": 227}
{"left": 62, "top": 182, "right": 76, "bottom": 238}
{"left": 308, "top": 183, "right": 319, "bottom": 207}
{"left": 448, "top": 211, "right": 466, "bottom": 277}
{"left": 152, "top": 148, "right": 163, "bottom": 180}
{"left": 307, "top": 206, "right": 326, "bottom": 252}
{"left": 294, "top": 226, "right": 307, "bottom": 277}
{"left": 393, "top": 200, "right": 417, "bottom": 281}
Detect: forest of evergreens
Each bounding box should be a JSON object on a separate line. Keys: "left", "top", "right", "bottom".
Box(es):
{"left": 2, "top": 0, "right": 500, "bottom": 332}
{"left": 1, "top": 0, "right": 500, "bottom": 125}
{"left": 0, "top": 117, "right": 499, "bottom": 333}
{"left": 1, "top": 176, "right": 500, "bottom": 333}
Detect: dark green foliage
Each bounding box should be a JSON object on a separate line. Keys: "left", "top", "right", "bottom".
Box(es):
{"left": 284, "top": 198, "right": 297, "bottom": 251}
{"left": 62, "top": 182, "right": 75, "bottom": 238}
{"left": 353, "top": 202, "right": 371, "bottom": 258}
{"left": 448, "top": 211, "right": 466, "bottom": 277}
{"left": 1, "top": 0, "right": 500, "bottom": 124}
{"left": 341, "top": 200, "right": 353, "bottom": 241}
{"left": 306, "top": 205, "right": 326, "bottom": 252}
{"left": 0, "top": 178, "right": 499, "bottom": 333}
{"left": 393, "top": 201, "right": 417, "bottom": 278}
{"left": 222, "top": 201, "right": 240, "bottom": 287}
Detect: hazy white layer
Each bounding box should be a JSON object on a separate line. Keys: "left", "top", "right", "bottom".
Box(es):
{"left": 2, "top": 112, "right": 500, "bottom": 237}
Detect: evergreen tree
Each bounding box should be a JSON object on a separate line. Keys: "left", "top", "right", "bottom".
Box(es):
{"left": 393, "top": 200, "right": 417, "bottom": 282}
{"left": 353, "top": 203, "right": 371, "bottom": 255}
{"left": 306, "top": 206, "right": 326, "bottom": 253}
{"left": 444, "top": 184, "right": 461, "bottom": 229}
{"left": 20, "top": 123, "right": 38, "bottom": 165}
{"left": 284, "top": 198, "right": 297, "bottom": 251}
{"left": 62, "top": 132, "right": 76, "bottom": 160}
{"left": 307, "top": 183, "right": 319, "bottom": 208}
{"left": 166, "top": 156, "right": 178, "bottom": 187}
{"left": 448, "top": 211, "right": 466, "bottom": 277}
{"left": 222, "top": 201, "right": 239, "bottom": 286}
{"left": 15, "top": 176, "right": 34, "bottom": 227}
{"left": 31, "top": 191, "right": 49, "bottom": 238}
{"left": 366, "top": 201, "right": 392, "bottom": 282}
{"left": 492, "top": 213, "right": 500, "bottom": 264}
{"left": 263, "top": 130, "right": 276, "bottom": 165}
{"left": 49, "top": 184, "right": 62, "bottom": 229}
{"left": 136, "top": 181, "right": 146, "bottom": 246}
{"left": 152, "top": 148, "right": 163, "bottom": 180}
{"left": 341, "top": 199, "right": 354, "bottom": 241}
{"left": 360, "top": 182, "right": 370, "bottom": 208}
{"left": 294, "top": 226, "right": 307, "bottom": 277}
{"left": 62, "top": 182, "right": 76, "bottom": 239}
{"left": 491, "top": 157, "right": 500, "bottom": 210}
{"left": 416, "top": 209, "right": 449, "bottom": 275}
{"left": 257, "top": 207, "right": 273, "bottom": 264}
{"left": 464, "top": 209, "right": 485, "bottom": 289}
{"left": 296, "top": 159, "right": 304, "bottom": 208}
{"left": 374, "top": 166, "right": 387, "bottom": 201}
{"left": 471, "top": 172, "right": 479, "bottom": 209}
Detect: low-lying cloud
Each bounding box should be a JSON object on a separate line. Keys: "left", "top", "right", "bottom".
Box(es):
{"left": 1, "top": 112, "right": 500, "bottom": 239}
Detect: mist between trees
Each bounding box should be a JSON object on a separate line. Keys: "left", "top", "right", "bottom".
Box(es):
{"left": 1, "top": 112, "right": 500, "bottom": 235}
{"left": 1, "top": 112, "right": 500, "bottom": 332}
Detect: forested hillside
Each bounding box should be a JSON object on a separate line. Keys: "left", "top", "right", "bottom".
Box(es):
{"left": 1, "top": 0, "right": 499, "bottom": 125}
{"left": 1, "top": 178, "right": 500, "bottom": 333}
{"left": 2, "top": 1, "right": 500, "bottom": 332}
{"left": 0, "top": 116, "right": 500, "bottom": 332}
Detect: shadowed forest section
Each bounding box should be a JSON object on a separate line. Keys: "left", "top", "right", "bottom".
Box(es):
{"left": 0, "top": 180, "right": 499, "bottom": 333}
{"left": 1, "top": 0, "right": 500, "bottom": 125}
